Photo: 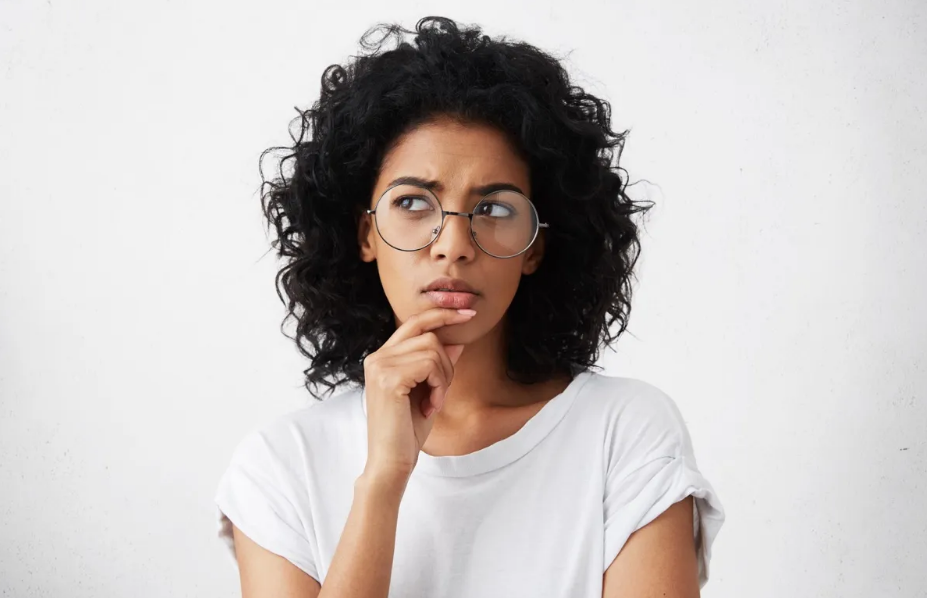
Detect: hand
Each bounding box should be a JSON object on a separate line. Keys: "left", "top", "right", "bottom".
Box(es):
{"left": 361, "top": 307, "right": 474, "bottom": 480}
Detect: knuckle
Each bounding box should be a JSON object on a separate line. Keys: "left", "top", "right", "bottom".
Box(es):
{"left": 428, "top": 350, "right": 449, "bottom": 380}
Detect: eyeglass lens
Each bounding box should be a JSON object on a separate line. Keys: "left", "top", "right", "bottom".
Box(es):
{"left": 373, "top": 184, "right": 539, "bottom": 258}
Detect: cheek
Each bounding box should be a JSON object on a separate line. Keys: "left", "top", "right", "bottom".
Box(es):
{"left": 374, "top": 254, "right": 420, "bottom": 314}
{"left": 483, "top": 263, "right": 524, "bottom": 310}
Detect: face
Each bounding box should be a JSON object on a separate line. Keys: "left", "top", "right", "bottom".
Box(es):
{"left": 357, "top": 116, "right": 546, "bottom": 345}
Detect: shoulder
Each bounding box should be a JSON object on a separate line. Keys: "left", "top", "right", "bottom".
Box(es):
{"left": 579, "top": 371, "right": 689, "bottom": 435}
{"left": 576, "top": 371, "right": 697, "bottom": 467}
{"left": 578, "top": 371, "right": 677, "bottom": 407}
{"left": 226, "top": 385, "right": 364, "bottom": 476}
{"left": 585, "top": 372, "right": 725, "bottom": 589}
{"left": 215, "top": 391, "right": 365, "bottom": 585}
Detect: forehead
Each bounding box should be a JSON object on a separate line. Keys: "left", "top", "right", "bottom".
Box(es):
{"left": 376, "top": 119, "right": 530, "bottom": 194}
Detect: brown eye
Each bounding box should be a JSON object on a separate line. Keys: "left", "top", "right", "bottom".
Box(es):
{"left": 475, "top": 201, "right": 515, "bottom": 218}
{"left": 392, "top": 196, "right": 432, "bottom": 211}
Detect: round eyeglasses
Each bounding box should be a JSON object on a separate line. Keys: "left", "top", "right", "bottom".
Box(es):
{"left": 365, "top": 183, "right": 549, "bottom": 259}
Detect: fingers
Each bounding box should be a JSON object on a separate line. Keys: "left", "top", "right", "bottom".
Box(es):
{"left": 379, "top": 349, "right": 451, "bottom": 399}
{"left": 382, "top": 308, "right": 476, "bottom": 349}
{"left": 386, "top": 332, "right": 456, "bottom": 394}
{"left": 365, "top": 307, "right": 474, "bottom": 420}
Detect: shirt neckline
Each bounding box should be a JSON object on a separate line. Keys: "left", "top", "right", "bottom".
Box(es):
{"left": 361, "top": 369, "right": 594, "bottom": 478}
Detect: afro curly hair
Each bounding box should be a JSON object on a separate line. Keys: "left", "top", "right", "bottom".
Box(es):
{"left": 258, "top": 16, "right": 654, "bottom": 401}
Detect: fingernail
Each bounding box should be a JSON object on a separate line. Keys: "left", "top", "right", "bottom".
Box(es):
{"left": 457, "top": 309, "right": 477, "bottom": 316}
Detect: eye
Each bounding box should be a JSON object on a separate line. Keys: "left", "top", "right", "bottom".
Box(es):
{"left": 392, "top": 196, "right": 433, "bottom": 211}
{"left": 475, "top": 201, "right": 514, "bottom": 218}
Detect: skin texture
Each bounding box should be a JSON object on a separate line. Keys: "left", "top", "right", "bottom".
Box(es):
{"left": 356, "top": 115, "right": 575, "bottom": 456}
{"left": 232, "top": 117, "right": 700, "bottom": 597}
{"left": 603, "top": 495, "right": 700, "bottom": 598}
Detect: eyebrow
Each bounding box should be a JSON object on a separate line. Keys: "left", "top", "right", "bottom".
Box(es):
{"left": 386, "top": 176, "right": 526, "bottom": 197}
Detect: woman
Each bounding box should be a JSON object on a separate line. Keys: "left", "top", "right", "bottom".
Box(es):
{"left": 215, "top": 16, "right": 725, "bottom": 597}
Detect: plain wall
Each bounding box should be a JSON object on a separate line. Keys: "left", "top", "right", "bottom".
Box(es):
{"left": 1, "top": 1, "right": 924, "bottom": 596}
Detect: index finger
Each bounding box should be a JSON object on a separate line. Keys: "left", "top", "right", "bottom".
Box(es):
{"left": 382, "top": 307, "right": 476, "bottom": 348}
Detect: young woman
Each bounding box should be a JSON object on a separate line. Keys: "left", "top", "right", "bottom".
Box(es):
{"left": 215, "top": 16, "right": 725, "bottom": 598}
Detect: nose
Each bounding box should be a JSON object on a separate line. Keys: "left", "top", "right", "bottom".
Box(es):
{"left": 428, "top": 211, "right": 476, "bottom": 262}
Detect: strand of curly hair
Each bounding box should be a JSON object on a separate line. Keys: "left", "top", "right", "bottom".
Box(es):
{"left": 257, "top": 16, "right": 655, "bottom": 400}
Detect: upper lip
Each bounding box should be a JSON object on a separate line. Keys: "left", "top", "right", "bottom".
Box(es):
{"left": 423, "top": 277, "right": 478, "bottom": 294}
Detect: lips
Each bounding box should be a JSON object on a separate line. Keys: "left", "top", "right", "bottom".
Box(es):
{"left": 423, "top": 277, "right": 478, "bottom": 294}
{"left": 422, "top": 277, "right": 480, "bottom": 309}
{"left": 424, "top": 290, "right": 479, "bottom": 309}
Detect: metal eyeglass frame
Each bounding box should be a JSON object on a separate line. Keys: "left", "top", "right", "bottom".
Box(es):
{"left": 365, "top": 183, "right": 550, "bottom": 259}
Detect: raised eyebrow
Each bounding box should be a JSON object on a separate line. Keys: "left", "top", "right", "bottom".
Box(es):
{"left": 472, "top": 182, "right": 525, "bottom": 196}
{"left": 386, "top": 176, "right": 526, "bottom": 197}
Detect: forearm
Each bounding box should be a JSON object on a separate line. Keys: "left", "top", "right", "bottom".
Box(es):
{"left": 317, "top": 470, "right": 409, "bottom": 598}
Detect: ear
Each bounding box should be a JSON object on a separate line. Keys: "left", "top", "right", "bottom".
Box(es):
{"left": 357, "top": 208, "right": 377, "bottom": 263}
{"left": 520, "top": 228, "right": 546, "bottom": 275}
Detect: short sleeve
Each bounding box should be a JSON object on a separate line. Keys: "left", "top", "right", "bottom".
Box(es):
{"left": 214, "top": 428, "right": 319, "bottom": 582}
{"left": 602, "top": 383, "right": 725, "bottom": 589}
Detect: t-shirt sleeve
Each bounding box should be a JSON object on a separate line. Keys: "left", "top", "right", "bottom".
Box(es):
{"left": 214, "top": 427, "right": 319, "bottom": 582}
{"left": 602, "top": 382, "right": 725, "bottom": 589}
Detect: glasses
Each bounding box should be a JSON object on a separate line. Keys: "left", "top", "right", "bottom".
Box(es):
{"left": 365, "top": 183, "right": 549, "bottom": 259}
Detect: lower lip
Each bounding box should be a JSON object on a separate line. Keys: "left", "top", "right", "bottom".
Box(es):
{"left": 423, "top": 291, "right": 479, "bottom": 309}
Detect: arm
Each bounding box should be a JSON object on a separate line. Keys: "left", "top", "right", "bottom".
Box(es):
{"left": 232, "top": 523, "right": 321, "bottom": 598}
{"left": 603, "top": 495, "right": 700, "bottom": 598}
{"left": 232, "top": 469, "right": 408, "bottom": 598}
{"left": 317, "top": 471, "right": 408, "bottom": 598}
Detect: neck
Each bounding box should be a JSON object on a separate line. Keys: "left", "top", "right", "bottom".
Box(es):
{"left": 436, "top": 316, "right": 571, "bottom": 424}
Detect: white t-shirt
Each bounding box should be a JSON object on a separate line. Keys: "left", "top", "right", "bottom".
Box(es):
{"left": 214, "top": 369, "right": 725, "bottom": 596}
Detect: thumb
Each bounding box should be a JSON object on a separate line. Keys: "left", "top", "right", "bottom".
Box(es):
{"left": 445, "top": 344, "right": 465, "bottom": 365}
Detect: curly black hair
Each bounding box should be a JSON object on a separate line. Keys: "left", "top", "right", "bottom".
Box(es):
{"left": 258, "top": 16, "right": 654, "bottom": 400}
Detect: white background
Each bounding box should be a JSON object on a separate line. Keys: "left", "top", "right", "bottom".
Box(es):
{"left": 2, "top": 1, "right": 925, "bottom": 596}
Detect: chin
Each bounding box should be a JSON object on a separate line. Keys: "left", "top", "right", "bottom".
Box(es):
{"left": 433, "top": 324, "right": 470, "bottom": 341}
